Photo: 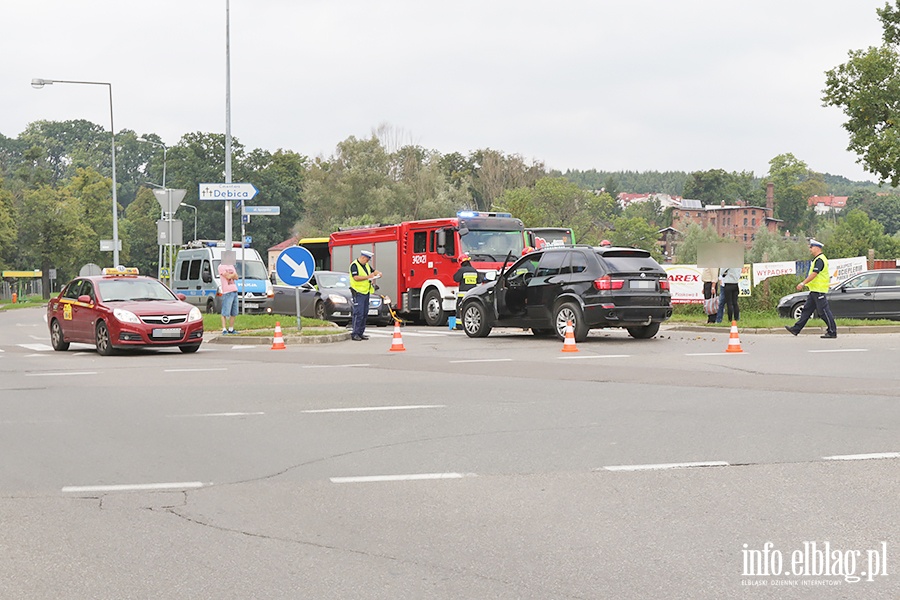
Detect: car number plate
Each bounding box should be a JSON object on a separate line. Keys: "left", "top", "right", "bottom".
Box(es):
{"left": 368, "top": 309, "right": 379, "bottom": 315}
{"left": 630, "top": 280, "right": 655, "bottom": 289}
{"left": 153, "top": 328, "right": 182, "bottom": 338}
{"left": 244, "top": 302, "right": 259, "bottom": 309}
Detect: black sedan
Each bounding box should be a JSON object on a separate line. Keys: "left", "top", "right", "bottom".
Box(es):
{"left": 308, "top": 270, "right": 394, "bottom": 326}
{"left": 777, "top": 269, "right": 900, "bottom": 321}
{"left": 270, "top": 283, "right": 328, "bottom": 320}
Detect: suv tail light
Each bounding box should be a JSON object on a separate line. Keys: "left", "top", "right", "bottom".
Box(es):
{"left": 658, "top": 279, "right": 670, "bottom": 291}
{"left": 593, "top": 275, "right": 624, "bottom": 291}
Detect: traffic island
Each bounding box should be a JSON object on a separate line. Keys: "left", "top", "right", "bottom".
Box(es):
{"left": 206, "top": 326, "right": 352, "bottom": 345}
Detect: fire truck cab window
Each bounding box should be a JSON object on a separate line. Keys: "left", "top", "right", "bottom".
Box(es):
{"left": 413, "top": 231, "right": 427, "bottom": 254}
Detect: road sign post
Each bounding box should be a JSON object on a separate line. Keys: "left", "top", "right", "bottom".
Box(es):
{"left": 276, "top": 246, "right": 315, "bottom": 331}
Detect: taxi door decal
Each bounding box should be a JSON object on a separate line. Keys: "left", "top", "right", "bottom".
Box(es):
{"left": 63, "top": 303, "right": 73, "bottom": 320}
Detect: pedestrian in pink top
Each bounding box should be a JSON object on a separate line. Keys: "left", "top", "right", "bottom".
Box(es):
{"left": 218, "top": 261, "right": 239, "bottom": 334}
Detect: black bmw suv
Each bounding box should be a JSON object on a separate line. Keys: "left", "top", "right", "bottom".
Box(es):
{"left": 459, "top": 246, "right": 673, "bottom": 341}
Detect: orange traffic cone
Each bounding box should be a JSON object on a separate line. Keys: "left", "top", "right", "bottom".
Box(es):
{"left": 389, "top": 322, "right": 406, "bottom": 352}
{"left": 271, "top": 321, "right": 286, "bottom": 350}
{"left": 561, "top": 320, "right": 579, "bottom": 353}
{"left": 725, "top": 320, "right": 742, "bottom": 353}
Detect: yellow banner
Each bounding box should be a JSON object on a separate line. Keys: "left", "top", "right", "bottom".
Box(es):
{"left": 2, "top": 271, "right": 42, "bottom": 278}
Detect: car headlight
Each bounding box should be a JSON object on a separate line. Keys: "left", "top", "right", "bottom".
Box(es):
{"left": 113, "top": 308, "right": 141, "bottom": 324}
{"left": 187, "top": 307, "right": 203, "bottom": 323}
{"left": 328, "top": 293, "right": 349, "bottom": 305}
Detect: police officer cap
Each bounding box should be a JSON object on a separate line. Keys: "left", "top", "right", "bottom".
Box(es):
{"left": 808, "top": 239, "right": 824, "bottom": 248}
{"left": 360, "top": 250, "right": 374, "bottom": 258}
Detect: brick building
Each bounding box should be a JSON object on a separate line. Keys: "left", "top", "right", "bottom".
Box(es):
{"left": 669, "top": 183, "right": 781, "bottom": 247}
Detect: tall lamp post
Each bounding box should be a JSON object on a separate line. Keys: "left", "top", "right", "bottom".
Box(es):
{"left": 180, "top": 203, "right": 198, "bottom": 242}
{"left": 31, "top": 78, "right": 119, "bottom": 266}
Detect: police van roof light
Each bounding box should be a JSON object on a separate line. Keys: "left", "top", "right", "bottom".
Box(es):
{"left": 457, "top": 211, "right": 512, "bottom": 218}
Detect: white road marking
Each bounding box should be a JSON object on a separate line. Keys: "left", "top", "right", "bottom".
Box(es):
{"left": 301, "top": 363, "right": 371, "bottom": 368}
{"left": 685, "top": 352, "right": 746, "bottom": 356}
{"left": 600, "top": 461, "right": 730, "bottom": 472}
{"left": 231, "top": 345, "right": 258, "bottom": 350}
{"left": 823, "top": 452, "right": 900, "bottom": 461}
{"left": 25, "top": 371, "right": 97, "bottom": 377}
{"left": 0, "top": 348, "right": 4, "bottom": 353}
{"left": 62, "top": 481, "right": 205, "bottom": 493}
{"left": 449, "top": 358, "right": 513, "bottom": 364}
{"left": 330, "top": 472, "right": 475, "bottom": 484}
{"left": 169, "top": 412, "right": 265, "bottom": 418}
{"left": 164, "top": 368, "right": 228, "bottom": 373}
{"left": 302, "top": 404, "right": 445, "bottom": 414}
{"left": 808, "top": 349, "right": 868, "bottom": 353}
{"left": 19, "top": 343, "right": 53, "bottom": 352}
{"left": 558, "top": 354, "right": 630, "bottom": 360}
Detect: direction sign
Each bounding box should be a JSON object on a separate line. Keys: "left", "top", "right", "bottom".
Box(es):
{"left": 276, "top": 246, "right": 315, "bottom": 287}
{"left": 242, "top": 206, "right": 281, "bottom": 215}
{"left": 198, "top": 183, "right": 259, "bottom": 201}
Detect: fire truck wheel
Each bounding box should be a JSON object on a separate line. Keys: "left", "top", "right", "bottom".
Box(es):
{"left": 422, "top": 289, "right": 447, "bottom": 327}
{"left": 462, "top": 302, "right": 492, "bottom": 338}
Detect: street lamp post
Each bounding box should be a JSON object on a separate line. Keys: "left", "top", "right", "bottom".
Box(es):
{"left": 180, "top": 203, "right": 198, "bottom": 242}
{"left": 31, "top": 78, "right": 120, "bottom": 266}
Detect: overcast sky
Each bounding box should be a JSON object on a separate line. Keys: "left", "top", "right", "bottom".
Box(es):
{"left": 2, "top": 1, "right": 890, "bottom": 184}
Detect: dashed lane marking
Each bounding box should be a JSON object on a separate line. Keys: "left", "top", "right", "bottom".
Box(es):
{"left": 25, "top": 371, "right": 97, "bottom": 377}
{"left": 18, "top": 344, "right": 53, "bottom": 352}
{"left": 62, "top": 481, "right": 205, "bottom": 493}
{"left": 823, "top": 452, "right": 900, "bottom": 461}
{"left": 600, "top": 461, "right": 730, "bottom": 472}
{"left": 808, "top": 349, "right": 868, "bottom": 353}
{"left": 164, "top": 368, "right": 228, "bottom": 373}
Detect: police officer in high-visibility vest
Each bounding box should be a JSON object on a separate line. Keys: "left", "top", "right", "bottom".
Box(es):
{"left": 452, "top": 254, "right": 484, "bottom": 329}
{"left": 349, "top": 250, "right": 381, "bottom": 341}
{"left": 785, "top": 239, "right": 837, "bottom": 339}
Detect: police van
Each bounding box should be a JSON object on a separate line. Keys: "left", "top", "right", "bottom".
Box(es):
{"left": 172, "top": 241, "right": 274, "bottom": 314}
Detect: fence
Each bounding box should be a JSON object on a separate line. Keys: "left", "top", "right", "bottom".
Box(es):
{"left": 1, "top": 279, "right": 44, "bottom": 301}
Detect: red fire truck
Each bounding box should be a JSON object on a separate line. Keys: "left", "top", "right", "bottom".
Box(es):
{"left": 329, "top": 211, "right": 525, "bottom": 326}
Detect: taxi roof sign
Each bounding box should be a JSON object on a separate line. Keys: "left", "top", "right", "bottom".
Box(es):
{"left": 102, "top": 267, "right": 140, "bottom": 276}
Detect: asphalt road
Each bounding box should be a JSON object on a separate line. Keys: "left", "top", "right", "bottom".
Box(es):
{"left": 1, "top": 307, "right": 898, "bottom": 599}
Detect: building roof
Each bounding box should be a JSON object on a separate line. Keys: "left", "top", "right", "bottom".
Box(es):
{"left": 808, "top": 195, "right": 848, "bottom": 209}
{"left": 268, "top": 236, "right": 298, "bottom": 252}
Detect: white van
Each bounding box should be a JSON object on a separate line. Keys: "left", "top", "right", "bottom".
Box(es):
{"left": 172, "top": 241, "right": 274, "bottom": 314}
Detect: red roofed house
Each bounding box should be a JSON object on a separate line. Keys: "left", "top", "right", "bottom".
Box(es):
{"left": 808, "top": 195, "right": 847, "bottom": 215}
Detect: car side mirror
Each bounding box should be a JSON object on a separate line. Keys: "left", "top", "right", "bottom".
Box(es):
{"left": 176, "top": 293, "right": 187, "bottom": 301}
{"left": 485, "top": 271, "right": 497, "bottom": 281}
{"left": 77, "top": 294, "right": 91, "bottom": 304}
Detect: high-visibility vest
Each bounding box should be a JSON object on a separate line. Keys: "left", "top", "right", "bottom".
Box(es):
{"left": 349, "top": 259, "right": 374, "bottom": 294}
{"left": 807, "top": 254, "right": 830, "bottom": 293}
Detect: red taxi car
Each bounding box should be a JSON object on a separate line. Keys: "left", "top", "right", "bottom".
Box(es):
{"left": 47, "top": 268, "right": 204, "bottom": 355}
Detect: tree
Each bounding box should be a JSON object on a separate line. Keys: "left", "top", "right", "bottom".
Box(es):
{"left": 823, "top": 1, "right": 900, "bottom": 186}
{"left": 674, "top": 223, "right": 722, "bottom": 264}
{"left": 16, "top": 185, "right": 87, "bottom": 295}
{"left": 825, "top": 208, "right": 900, "bottom": 258}
{"left": 767, "top": 153, "right": 824, "bottom": 234}
{"left": 121, "top": 187, "right": 161, "bottom": 276}
{"left": 609, "top": 216, "right": 664, "bottom": 262}
{"left": 0, "top": 181, "right": 16, "bottom": 270}
{"left": 66, "top": 167, "right": 119, "bottom": 266}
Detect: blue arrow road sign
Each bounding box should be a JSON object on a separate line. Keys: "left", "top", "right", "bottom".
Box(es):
{"left": 276, "top": 246, "right": 315, "bottom": 287}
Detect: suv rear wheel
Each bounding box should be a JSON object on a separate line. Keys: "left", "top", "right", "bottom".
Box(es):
{"left": 462, "top": 301, "right": 492, "bottom": 338}
{"left": 627, "top": 322, "right": 660, "bottom": 339}
{"left": 554, "top": 302, "right": 588, "bottom": 342}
